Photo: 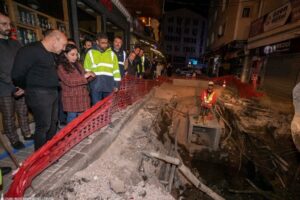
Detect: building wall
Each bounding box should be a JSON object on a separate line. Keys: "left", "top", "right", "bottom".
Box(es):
{"left": 246, "top": 0, "right": 300, "bottom": 100}
{"left": 260, "top": 0, "right": 289, "bottom": 16}
{"left": 162, "top": 8, "right": 207, "bottom": 67}
{"left": 207, "top": 0, "right": 259, "bottom": 51}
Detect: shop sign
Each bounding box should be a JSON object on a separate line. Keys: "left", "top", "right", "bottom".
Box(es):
{"left": 291, "top": 0, "right": 300, "bottom": 22}
{"left": 263, "top": 2, "right": 292, "bottom": 32}
{"left": 100, "top": 0, "right": 113, "bottom": 11}
{"left": 263, "top": 40, "right": 291, "bottom": 55}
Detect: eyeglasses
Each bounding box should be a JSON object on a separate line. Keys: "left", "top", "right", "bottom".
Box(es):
{"left": 0, "top": 22, "right": 11, "bottom": 27}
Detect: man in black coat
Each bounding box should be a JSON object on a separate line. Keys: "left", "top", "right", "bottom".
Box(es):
{"left": 0, "top": 13, "right": 31, "bottom": 150}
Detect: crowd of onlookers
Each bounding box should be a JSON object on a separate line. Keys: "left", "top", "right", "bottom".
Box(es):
{"left": 0, "top": 12, "right": 168, "bottom": 175}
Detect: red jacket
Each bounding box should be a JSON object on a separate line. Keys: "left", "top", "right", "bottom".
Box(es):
{"left": 57, "top": 63, "right": 90, "bottom": 112}
{"left": 200, "top": 90, "right": 217, "bottom": 108}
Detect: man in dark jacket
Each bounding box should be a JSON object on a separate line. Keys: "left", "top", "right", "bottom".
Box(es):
{"left": 0, "top": 13, "right": 31, "bottom": 150}
{"left": 137, "top": 49, "right": 151, "bottom": 79}
{"left": 112, "top": 36, "right": 126, "bottom": 78}
{"left": 132, "top": 44, "right": 142, "bottom": 77}
{"left": 12, "top": 30, "right": 67, "bottom": 151}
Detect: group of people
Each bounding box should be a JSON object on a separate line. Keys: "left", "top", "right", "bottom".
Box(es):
{"left": 0, "top": 11, "right": 157, "bottom": 162}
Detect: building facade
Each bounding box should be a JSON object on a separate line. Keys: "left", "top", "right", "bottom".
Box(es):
{"left": 206, "top": 0, "right": 259, "bottom": 77}
{"left": 247, "top": 0, "right": 300, "bottom": 100}
{"left": 162, "top": 8, "right": 207, "bottom": 68}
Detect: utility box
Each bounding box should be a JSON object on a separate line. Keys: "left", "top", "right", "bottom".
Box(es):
{"left": 187, "top": 115, "right": 223, "bottom": 151}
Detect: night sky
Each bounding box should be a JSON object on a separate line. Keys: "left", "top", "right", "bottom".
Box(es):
{"left": 164, "top": 0, "right": 210, "bottom": 18}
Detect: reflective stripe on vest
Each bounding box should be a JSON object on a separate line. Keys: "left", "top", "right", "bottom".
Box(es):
{"left": 118, "top": 51, "right": 126, "bottom": 66}
{"left": 204, "top": 91, "right": 215, "bottom": 104}
{"left": 138, "top": 56, "right": 145, "bottom": 73}
{"left": 89, "top": 50, "right": 114, "bottom": 67}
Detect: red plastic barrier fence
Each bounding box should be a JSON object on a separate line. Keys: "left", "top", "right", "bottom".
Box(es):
{"left": 211, "top": 75, "right": 264, "bottom": 98}
{"left": 5, "top": 76, "right": 165, "bottom": 198}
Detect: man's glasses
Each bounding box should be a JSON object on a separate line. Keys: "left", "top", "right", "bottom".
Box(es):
{"left": 0, "top": 22, "right": 12, "bottom": 27}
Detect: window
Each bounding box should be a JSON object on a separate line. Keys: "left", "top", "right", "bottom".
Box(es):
{"left": 190, "top": 47, "right": 195, "bottom": 53}
{"left": 242, "top": 7, "right": 251, "bottom": 17}
{"left": 185, "top": 18, "right": 191, "bottom": 25}
{"left": 168, "top": 17, "right": 174, "bottom": 23}
{"left": 184, "top": 28, "right": 190, "bottom": 34}
{"left": 222, "top": 0, "right": 227, "bottom": 12}
{"left": 176, "top": 27, "right": 181, "bottom": 34}
{"left": 166, "top": 45, "right": 172, "bottom": 51}
{"left": 201, "top": 22, "right": 205, "bottom": 39}
{"left": 177, "top": 17, "right": 182, "bottom": 25}
{"left": 174, "top": 46, "right": 180, "bottom": 52}
{"left": 192, "top": 29, "right": 198, "bottom": 36}
{"left": 214, "top": 11, "right": 217, "bottom": 21}
{"left": 193, "top": 19, "right": 199, "bottom": 26}
{"left": 218, "top": 23, "right": 226, "bottom": 37}
{"left": 168, "top": 26, "right": 173, "bottom": 33}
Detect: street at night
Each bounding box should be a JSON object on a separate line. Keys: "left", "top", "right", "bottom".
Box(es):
{"left": 0, "top": 0, "right": 299, "bottom": 200}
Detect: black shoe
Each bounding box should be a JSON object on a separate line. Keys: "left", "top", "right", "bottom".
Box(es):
{"left": 0, "top": 166, "right": 12, "bottom": 176}
{"left": 23, "top": 135, "right": 34, "bottom": 141}
{"left": 11, "top": 141, "right": 25, "bottom": 150}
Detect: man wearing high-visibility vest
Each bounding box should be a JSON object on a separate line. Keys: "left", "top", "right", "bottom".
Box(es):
{"left": 138, "top": 49, "right": 151, "bottom": 79}
{"left": 199, "top": 81, "right": 217, "bottom": 121}
{"left": 137, "top": 49, "right": 145, "bottom": 78}
{"left": 84, "top": 33, "right": 121, "bottom": 105}
{"left": 112, "top": 36, "right": 126, "bottom": 78}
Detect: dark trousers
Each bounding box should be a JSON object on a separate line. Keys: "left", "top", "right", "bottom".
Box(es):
{"left": 0, "top": 96, "right": 30, "bottom": 144}
{"left": 25, "top": 88, "right": 58, "bottom": 151}
{"left": 91, "top": 91, "right": 110, "bottom": 105}
{"left": 58, "top": 89, "right": 67, "bottom": 124}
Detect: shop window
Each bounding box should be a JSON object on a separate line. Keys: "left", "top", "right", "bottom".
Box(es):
{"left": 242, "top": 7, "right": 251, "bottom": 18}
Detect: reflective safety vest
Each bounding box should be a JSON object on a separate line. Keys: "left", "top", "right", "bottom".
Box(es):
{"left": 84, "top": 48, "right": 121, "bottom": 81}
{"left": 118, "top": 51, "right": 126, "bottom": 66}
{"left": 137, "top": 56, "right": 145, "bottom": 74}
{"left": 202, "top": 91, "right": 216, "bottom": 104}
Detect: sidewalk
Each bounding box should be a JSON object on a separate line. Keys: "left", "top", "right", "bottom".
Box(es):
{"left": 1, "top": 90, "right": 154, "bottom": 197}
{"left": 0, "top": 123, "right": 35, "bottom": 193}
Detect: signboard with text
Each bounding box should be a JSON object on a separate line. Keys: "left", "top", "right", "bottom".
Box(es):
{"left": 291, "top": 0, "right": 300, "bottom": 22}
{"left": 263, "top": 2, "right": 291, "bottom": 32}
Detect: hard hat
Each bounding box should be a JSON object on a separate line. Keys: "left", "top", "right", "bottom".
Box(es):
{"left": 208, "top": 81, "right": 214, "bottom": 86}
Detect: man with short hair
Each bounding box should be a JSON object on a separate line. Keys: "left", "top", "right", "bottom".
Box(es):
{"left": 84, "top": 33, "right": 121, "bottom": 105}
{"left": 12, "top": 29, "right": 68, "bottom": 150}
{"left": 137, "top": 49, "right": 151, "bottom": 79}
{"left": 80, "top": 38, "right": 93, "bottom": 63}
{"left": 124, "top": 52, "right": 137, "bottom": 76}
{"left": 112, "top": 36, "right": 126, "bottom": 78}
{"left": 0, "top": 13, "right": 31, "bottom": 150}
